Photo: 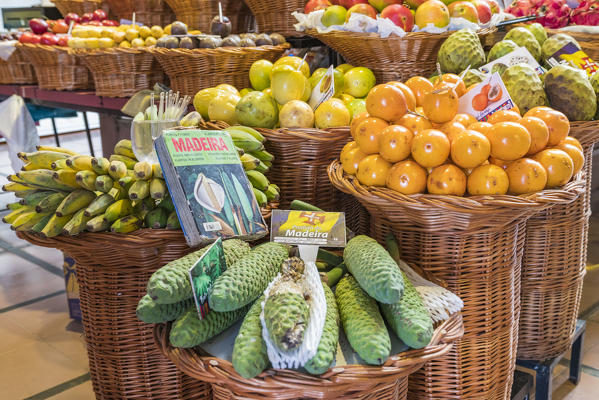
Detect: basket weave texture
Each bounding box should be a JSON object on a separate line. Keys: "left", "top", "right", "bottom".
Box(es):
{"left": 18, "top": 44, "right": 93, "bottom": 91}
{"left": 150, "top": 44, "right": 289, "bottom": 96}
{"left": 329, "top": 160, "right": 582, "bottom": 399}
{"left": 242, "top": 0, "right": 305, "bottom": 36}
{"left": 307, "top": 28, "right": 497, "bottom": 83}
{"left": 104, "top": 0, "right": 175, "bottom": 26}
{"left": 165, "top": 0, "right": 254, "bottom": 32}
{"left": 154, "top": 312, "right": 463, "bottom": 399}
{"left": 74, "top": 47, "right": 164, "bottom": 97}
{"left": 546, "top": 29, "right": 599, "bottom": 62}
{"left": 0, "top": 46, "right": 36, "bottom": 84}
{"left": 53, "top": 0, "right": 103, "bottom": 16}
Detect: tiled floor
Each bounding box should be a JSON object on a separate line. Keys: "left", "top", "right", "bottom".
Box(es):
{"left": 0, "top": 130, "right": 598, "bottom": 399}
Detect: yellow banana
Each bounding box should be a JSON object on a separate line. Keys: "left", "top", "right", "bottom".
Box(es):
{"left": 111, "top": 215, "right": 141, "bottom": 234}
{"left": 21, "top": 162, "right": 38, "bottom": 171}
{"left": 108, "top": 160, "right": 128, "bottom": 180}
{"left": 149, "top": 178, "right": 167, "bottom": 200}
{"left": 240, "top": 154, "right": 260, "bottom": 170}
{"left": 95, "top": 175, "right": 114, "bottom": 193}
{"left": 91, "top": 157, "right": 110, "bottom": 175}
{"left": 104, "top": 199, "right": 133, "bottom": 222}
{"left": 75, "top": 170, "right": 98, "bottom": 191}
{"left": 55, "top": 189, "right": 97, "bottom": 217}
{"left": 41, "top": 214, "right": 72, "bottom": 238}
{"left": 35, "top": 191, "right": 68, "bottom": 214}
{"left": 36, "top": 145, "right": 79, "bottom": 156}
{"left": 62, "top": 209, "right": 92, "bottom": 236}
{"left": 17, "top": 151, "right": 71, "bottom": 169}
{"left": 13, "top": 211, "right": 50, "bottom": 232}
{"left": 152, "top": 163, "right": 163, "bottom": 179}
{"left": 245, "top": 170, "right": 269, "bottom": 191}
{"left": 51, "top": 159, "right": 72, "bottom": 171}
{"left": 3, "top": 182, "right": 36, "bottom": 192}
{"left": 86, "top": 215, "right": 110, "bottom": 232}
{"left": 133, "top": 161, "right": 153, "bottom": 180}
{"left": 109, "top": 154, "right": 137, "bottom": 169}
{"left": 52, "top": 170, "right": 80, "bottom": 189}
{"left": 66, "top": 155, "right": 94, "bottom": 171}
{"left": 17, "top": 170, "right": 74, "bottom": 191}
{"left": 113, "top": 139, "right": 137, "bottom": 159}
{"left": 2, "top": 205, "right": 34, "bottom": 224}
{"left": 128, "top": 180, "right": 149, "bottom": 200}
{"left": 225, "top": 125, "right": 265, "bottom": 143}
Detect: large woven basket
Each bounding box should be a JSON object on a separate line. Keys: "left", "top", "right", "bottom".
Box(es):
{"left": 53, "top": 0, "right": 103, "bottom": 16}
{"left": 74, "top": 47, "right": 164, "bottom": 97}
{"left": 103, "top": 0, "right": 175, "bottom": 27}
{"left": 546, "top": 29, "right": 599, "bottom": 62}
{"left": 517, "top": 121, "right": 599, "bottom": 360}
{"left": 18, "top": 43, "right": 93, "bottom": 91}
{"left": 154, "top": 312, "right": 463, "bottom": 399}
{"left": 307, "top": 28, "right": 497, "bottom": 83}
{"left": 149, "top": 44, "right": 289, "bottom": 96}
{"left": 164, "top": 0, "right": 254, "bottom": 32}
{"left": 329, "top": 160, "right": 582, "bottom": 399}
{"left": 0, "top": 45, "right": 36, "bottom": 84}
{"left": 242, "top": 0, "right": 304, "bottom": 36}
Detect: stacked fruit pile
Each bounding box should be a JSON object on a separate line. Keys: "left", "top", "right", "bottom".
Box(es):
{"left": 507, "top": 0, "right": 599, "bottom": 29}
{"left": 139, "top": 234, "right": 438, "bottom": 378}
{"left": 340, "top": 72, "right": 584, "bottom": 196}
{"left": 193, "top": 56, "right": 375, "bottom": 129}
{"left": 68, "top": 21, "right": 182, "bottom": 49}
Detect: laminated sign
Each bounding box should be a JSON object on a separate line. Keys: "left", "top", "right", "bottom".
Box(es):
{"left": 188, "top": 238, "right": 225, "bottom": 319}
{"left": 458, "top": 72, "right": 515, "bottom": 122}
{"left": 546, "top": 42, "right": 599, "bottom": 77}
{"left": 270, "top": 210, "right": 346, "bottom": 246}
{"left": 479, "top": 46, "right": 544, "bottom": 76}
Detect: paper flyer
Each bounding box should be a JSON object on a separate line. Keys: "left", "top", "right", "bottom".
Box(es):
{"left": 479, "top": 46, "right": 544, "bottom": 76}
{"left": 458, "top": 73, "right": 515, "bottom": 122}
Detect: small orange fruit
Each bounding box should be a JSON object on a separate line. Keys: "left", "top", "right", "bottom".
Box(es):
{"left": 386, "top": 160, "right": 427, "bottom": 194}
{"left": 422, "top": 88, "right": 459, "bottom": 124}
{"left": 356, "top": 154, "right": 391, "bottom": 186}
{"left": 487, "top": 109, "right": 522, "bottom": 124}
{"left": 427, "top": 164, "right": 467, "bottom": 196}
{"left": 525, "top": 106, "right": 553, "bottom": 116}
{"left": 467, "top": 164, "right": 509, "bottom": 195}
{"left": 510, "top": 105, "right": 521, "bottom": 116}
{"left": 469, "top": 121, "right": 493, "bottom": 138}
{"left": 405, "top": 76, "right": 434, "bottom": 107}
{"left": 525, "top": 108, "right": 569, "bottom": 146}
{"left": 487, "top": 122, "right": 531, "bottom": 161}
{"left": 340, "top": 141, "right": 358, "bottom": 159}
{"left": 341, "top": 147, "right": 366, "bottom": 175}
{"left": 555, "top": 143, "right": 584, "bottom": 175}
{"left": 520, "top": 116, "right": 549, "bottom": 155}
{"left": 411, "top": 129, "right": 451, "bottom": 168}
{"left": 451, "top": 130, "right": 491, "bottom": 168}
{"left": 506, "top": 158, "right": 547, "bottom": 194}
{"left": 439, "top": 121, "right": 466, "bottom": 144}
{"left": 489, "top": 156, "right": 512, "bottom": 170}
{"left": 395, "top": 113, "right": 432, "bottom": 135}
{"left": 350, "top": 112, "right": 370, "bottom": 139}
{"left": 472, "top": 93, "right": 489, "bottom": 111}
{"left": 561, "top": 136, "right": 583, "bottom": 151}
{"left": 388, "top": 81, "right": 416, "bottom": 111}
{"left": 453, "top": 113, "right": 477, "bottom": 127}
{"left": 437, "top": 73, "right": 467, "bottom": 96}
{"left": 355, "top": 117, "right": 389, "bottom": 154}
{"left": 378, "top": 125, "right": 414, "bottom": 163}
{"left": 532, "top": 149, "right": 574, "bottom": 188}
{"left": 365, "top": 84, "right": 408, "bottom": 122}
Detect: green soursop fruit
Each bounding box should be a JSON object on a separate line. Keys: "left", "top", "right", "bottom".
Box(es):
{"left": 304, "top": 284, "right": 339, "bottom": 375}
{"left": 232, "top": 296, "right": 269, "bottom": 379}
{"left": 526, "top": 23, "right": 547, "bottom": 46}
{"left": 147, "top": 239, "right": 250, "bottom": 304}
{"left": 542, "top": 34, "right": 581, "bottom": 62}
{"left": 591, "top": 72, "right": 599, "bottom": 119}
{"left": 504, "top": 27, "right": 541, "bottom": 61}
{"left": 501, "top": 64, "right": 548, "bottom": 114}
{"left": 544, "top": 64, "right": 597, "bottom": 121}
{"left": 335, "top": 275, "right": 391, "bottom": 365}
{"left": 169, "top": 304, "right": 250, "bottom": 348}
{"left": 264, "top": 258, "right": 310, "bottom": 352}
{"left": 463, "top": 69, "right": 486, "bottom": 87}
{"left": 343, "top": 235, "right": 404, "bottom": 304}
{"left": 492, "top": 63, "right": 508, "bottom": 76}
{"left": 437, "top": 29, "right": 486, "bottom": 74}
{"left": 136, "top": 294, "right": 194, "bottom": 324}
{"left": 380, "top": 271, "right": 434, "bottom": 349}
{"left": 209, "top": 242, "right": 289, "bottom": 312}
{"left": 487, "top": 40, "right": 519, "bottom": 63}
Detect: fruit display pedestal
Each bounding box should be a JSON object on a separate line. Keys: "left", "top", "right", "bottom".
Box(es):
{"left": 154, "top": 313, "right": 463, "bottom": 400}
{"left": 0, "top": 46, "right": 37, "bottom": 85}
{"left": 329, "top": 160, "right": 581, "bottom": 399}
{"left": 241, "top": 0, "right": 305, "bottom": 37}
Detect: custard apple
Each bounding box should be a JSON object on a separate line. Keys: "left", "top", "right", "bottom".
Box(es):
{"left": 504, "top": 27, "right": 542, "bottom": 61}
{"left": 438, "top": 29, "right": 486, "bottom": 74}
{"left": 492, "top": 63, "right": 509, "bottom": 76}
{"left": 589, "top": 71, "right": 599, "bottom": 119}
{"left": 487, "top": 40, "right": 519, "bottom": 63}
{"left": 544, "top": 64, "right": 597, "bottom": 121}
{"left": 463, "top": 69, "right": 487, "bottom": 87}
{"left": 501, "top": 64, "right": 548, "bottom": 114}
{"left": 526, "top": 23, "right": 547, "bottom": 46}
{"left": 541, "top": 34, "right": 581, "bottom": 62}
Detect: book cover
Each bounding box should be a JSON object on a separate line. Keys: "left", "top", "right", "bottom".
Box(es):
{"left": 188, "top": 237, "right": 225, "bottom": 319}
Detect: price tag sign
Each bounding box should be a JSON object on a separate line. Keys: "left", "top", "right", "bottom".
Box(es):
{"left": 458, "top": 72, "right": 516, "bottom": 122}
{"left": 308, "top": 65, "right": 335, "bottom": 110}
{"left": 188, "top": 237, "right": 225, "bottom": 319}
{"left": 270, "top": 210, "right": 346, "bottom": 247}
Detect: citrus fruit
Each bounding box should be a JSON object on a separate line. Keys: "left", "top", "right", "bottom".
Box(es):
{"left": 395, "top": 113, "right": 432, "bottom": 135}
{"left": 520, "top": 116, "right": 549, "bottom": 155}
{"left": 437, "top": 73, "right": 466, "bottom": 96}
{"left": 524, "top": 108, "right": 569, "bottom": 146}
{"left": 357, "top": 154, "right": 391, "bottom": 186}
{"left": 439, "top": 121, "right": 466, "bottom": 144}
{"left": 451, "top": 130, "right": 491, "bottom": 168}
{"left": 355, "top": 117, "right": 390, "bottom": 154}
{"left": 469, "top": 121, "right": 493, "bottom": 138}
{"left": 366, "top": 84, "right": 408, "bottom": 122}
{"left": 350, "top": 112, "right": 370, "bottom": 139}
{"left": 386, "top": 160, "right": 427, "bottom": 194}
{"left": 489, "top": 156, "right": 512, "bottom": 170}
{"left": 341, "top": 141, "right": 358, "bottom": 159}
{"left": 532, "top": 149, "right": 574, "bottom": 188}
{"left": 422, "top": 87, "right": 458, "bottom": 124}
{"left": 411, "top": 129, "right": 450, "bottom": 168}
{"left": 405, "top": 76, "right": 434, "bottom": 107}
{"left": 487, "top": 109, "right": 522, "bottom": 124}
{"left": 378, "top": 125, "right": 414, "bottom": 163}
{"left": 453, "top": 113, "right": 477, "bottom": 127}
{"left": 388, "top": 81, "right": 416, "bottom": 111}
{"left": 427, "top": 164, "right": 467, "bottom": 196}
{"left": 341, "top": 147, "right": 367, "bottom": 175}
{"left": 561, "top": 136, "right": 583, "bottom": 151}
{"left": 344, "top": 67, "right": 376, "bottom": 98}
{"left": 466, "top": 164, "right": 509, "bottom": 195}
{"left": 505, "top": 158, "right": 547, "bottom": 194}
{"left": 487, "top": 122, "right": 531, "bottom": 161}
{"left": 555, "top": 143, "right": 584, "bottom": 175}
{"left": 314, "top": 98, "right": 351, "bottom": 129}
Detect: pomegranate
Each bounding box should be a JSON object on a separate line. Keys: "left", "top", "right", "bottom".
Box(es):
{"left": 571, "top": 0, "right": 599, "bottom": 25}
{"left": 534, "top": 0, "right": 571, "bottom": 29}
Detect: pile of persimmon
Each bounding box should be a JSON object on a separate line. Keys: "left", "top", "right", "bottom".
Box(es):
{"left": 340, "top": 75, "right": 584, "bottom": 197}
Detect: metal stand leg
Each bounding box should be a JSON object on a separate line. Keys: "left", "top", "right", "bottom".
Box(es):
{"left": 534, "top": 364, "right": 552, "bottom": 400}
{"left": 569, "top": 324, "right": 585, "bottom": 384}
{"left": 51, "top": 117, "right": 60, "bottom": 146}
{"left": 82, "top": 112, "right": 95, "bottom": 157}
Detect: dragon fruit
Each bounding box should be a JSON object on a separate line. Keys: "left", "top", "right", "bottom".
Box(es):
{"left": 506, "top": 0, "right": 536, "bottom": 17}
{"left": 534, "top": 0, "right": 571, "bottom": 28}
{"left": 571, "top": 0, "right": 599, "bottom": 25}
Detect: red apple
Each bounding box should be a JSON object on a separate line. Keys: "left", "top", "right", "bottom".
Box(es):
{"left": 86, "top": 20, "right": 103, "bottom": 26}
{"left": 29, "top": 18, "right": 48, "bottom": 34}
{"left": 92, "top": 9, "right": 107, "bottom": 21}
{"left": 80, "top": 13, "right": 93, "bottom": 23}
{"left": 346, "top": 3, "right": 378, "bottom": 20}
{"left": 101, "top": 19, "right": 119, "bottom": 26}
{"left": 64, "top": 13, "right": 80, "bottom": 25}
{"left": 368, "top": 0, "right": 402, "bottom": 12}
{"left": 381, "top": 4, "right": 415, "bottom": 31}
{"left": 470, "top": 0, "right": 492, "bottom": 23}
{"left": 305, "top": 0, "right": 332, "bottom": 13}
{"left": 40, "top": 32, "right": 59, "bottom": 46}
{"left": 486, "top": 0, "right": 500, "bottom": 14}
{"left": 51, "top": 20, "right": 69, "bottom": 33}
{"left": 19, "top": 32, "right": 40, "bottom": 44}
{"left": 448, "top": 1, "right": 479, "bottom": 23}
{"left": 57, "top": 35, "right": 70, "bottom": 47}
{"left": 405, "top": 0, "right": 428, "bottom": 8}
{"left": 339, "top": 0, "right": 369, "bottom": 8}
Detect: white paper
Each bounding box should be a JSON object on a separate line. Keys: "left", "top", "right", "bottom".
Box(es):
{"left": 0, "top": 40, "right": 18, "bottom": 61}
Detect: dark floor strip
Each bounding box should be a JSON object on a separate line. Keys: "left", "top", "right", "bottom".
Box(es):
{"left": 580, "top": 299, "right": 599, "bottom": 321}
{"left": 559, "top": 358, "right": 599, "bottom": 379}
{"left": 0, "top": 238, "right": 63, "bottom": 277}
{"left": 24, "top": 373, "right": 90, "bottom": 400}
{"left": 0, "top": 290, "right": 65, "bottom": 314}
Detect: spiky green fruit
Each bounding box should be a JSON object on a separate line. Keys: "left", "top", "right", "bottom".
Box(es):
{"left": 304, "top": 284, "right": 339, "bottom": 375}
{"left": 136, "top": 294, "right": 193, "bottom": 324}
{"left": 544, "top": 64, "right": 597, "bottom": 121}
{"left": 232, "top": 296, "right": 269, "bottom": 379}
{"left": 541, "top": 33, "right": 581, "bottom": 62}
{"left": 501, "top": 64, "right": 548, "bottom": 114}
{"left": 526, "top": 23, "right": 547, "bottom": 46}
{"left": 504, "top": 27, "right": 541, "bottom": 61}
{"left": 437, "top": 29, "right": 486, "bottom": 74}
{"left": 487, "top": 40, "right": 519, "bottom": 63}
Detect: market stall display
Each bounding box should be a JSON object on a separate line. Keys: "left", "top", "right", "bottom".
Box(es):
{"left": 0, "top": 44, "right": 37, "bottom": 85}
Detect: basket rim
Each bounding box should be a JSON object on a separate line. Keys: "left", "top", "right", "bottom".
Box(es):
{"left": 72, "top": 47, "right": 154, "bottom": 56}
{"left": 153, "top": 312, "right": 463, "bottom": 397}
{"left": 148, "top": 43, "right": 290, "bottom": 57}
{"left": 569, "top": 120, "right": 599, "bottom": 147}
{"left": 305, "top": 27, "right": 497, "bottom": 41}
{"left": 17, "top": 43, "right": 73, "bottom": 54}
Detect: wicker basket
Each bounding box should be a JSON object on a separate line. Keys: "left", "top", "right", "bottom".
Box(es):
{"left": 307, "top": 28, "right": 497, "bottom": 83}
{"left": 74, "top": 47, "right": 164, "bottom": 97}
{"left": 103, "top": 0, "right": 175, "bottom": 26}
{"left": 53, "top": 0, "right": 103, "bottom": 16}
{"left": 546, "top": 29, "right": 599, "bottom": 62}
{"left": 329, "top": 160, "right": 582, "bottom": 399}
{"left": 149, "top": 44, "right": 289, "bottom": 96}
{"left": 164, "top": 0, "right": 254, "bottom": 32}
{"left": 154, "top": 312, "right": 463, "bottom": 399}
{"left": 0, "top": 46, "right": 37, "bottom": 84}
{"left": 242, "top": 0, "right": 304, "bottom": 36}
{"left": 18, "top": 43, "right": 93, "bottom": 91}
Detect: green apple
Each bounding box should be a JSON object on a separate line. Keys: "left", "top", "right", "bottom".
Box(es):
{"left": 249, "top": 59, "right": 273, "bottom": 91}
{"left": 321, "top": 5, "right": 347, "bottom": 27}
{"left": 343, "top": 67, "right": 376, "bottom": 98}
{"left": 271, "top": 65, "right": 307, "bottom": 105}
